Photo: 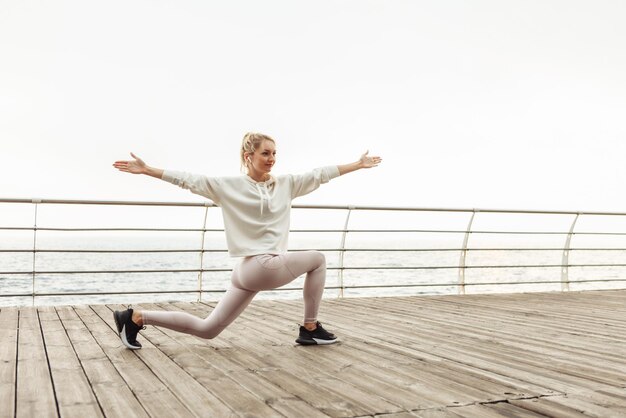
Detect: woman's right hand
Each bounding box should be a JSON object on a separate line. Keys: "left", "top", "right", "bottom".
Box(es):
{"left": 113, "top": 152, "right": 147, "bottom": 174}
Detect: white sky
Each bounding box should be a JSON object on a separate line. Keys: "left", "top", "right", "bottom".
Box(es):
{"left": 1, "top": 0, "right": 626, "bottom": 212}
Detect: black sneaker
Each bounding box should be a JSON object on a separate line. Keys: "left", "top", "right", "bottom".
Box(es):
{"left": 113, "top": 307, "right": 144, "bottom": 350}
{"left": 295, "top": 321, "right": 338, "bottom": 345}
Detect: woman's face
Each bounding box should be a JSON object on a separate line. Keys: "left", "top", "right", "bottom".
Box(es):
{"left": 249, "top": 140, "right": 276, "bottom": 174}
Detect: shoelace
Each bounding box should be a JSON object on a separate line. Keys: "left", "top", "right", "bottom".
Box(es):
{"left": 313, "top": 322, "right": 335, "bottom": 338}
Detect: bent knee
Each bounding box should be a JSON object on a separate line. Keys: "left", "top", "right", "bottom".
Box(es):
{"left": 311, "top": 251, "right": 326, "bottom": 268}
{"left": 197, "top": 331, "right": 219, "bottom": 340}
{"left": 196, "top": 326, "right": 224, "bottom": 340}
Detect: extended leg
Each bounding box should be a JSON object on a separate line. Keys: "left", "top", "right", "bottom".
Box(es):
{"left": 141, "top": 286, "right": 257, "bottom": 339}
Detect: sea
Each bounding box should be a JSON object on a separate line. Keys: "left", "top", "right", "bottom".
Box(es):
{"left": 2, "top": 203, "right": 626, "bottom": 307}
{"left": 2, "top": 233, "right": 626, "bottom": 307}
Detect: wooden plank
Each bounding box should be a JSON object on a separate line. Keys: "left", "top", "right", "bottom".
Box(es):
{"left": 55, "top": 305, "right": 149, "bottom": 418}
{"left": 237, "top": 302, "right": 490, "bottom": 408}
{"left": 248, "top": 300, "right": 548, "bottom": 399}
{"left": 219, "top": 305, "right": 474, "bottom": 412}
{"left": 188, "top": 300, "right": 408, "bottom": 415}
{"left": 317, "top": 298, "right": 624, "bottom": 393}
{"left": 251, "top": 298, "right": 560, "bottom": 403}
{"left": 284, "top": 298, "right": 554, "bottom": 396}
{"left": 586, "top": 387, "right": 626, "bottom": 413}
{"left": 268, "top": 294, "right": 624, "bottom": 412}
{"left": 0, "top": 307, "right": 18, "bottom": 418}
{"left": 72, "top": 305, "right": 195, "bottom": 418}
{"left": 457, "top": 290, "right": 626, "bottom": 319}
{"left": 543, "top": 389, "right": 626, "bottom": 417}
{"left": 229, "top": 371, "right": 332, "bottom": 418}
{"left": 486, "top": 401, "right": 553, "bottom": 417}
{"left": 422, "top": 294, "right": 626, "bottom": 346}
{"left": 341, "top": 296, "right": 626, "bottom": 381}
{"left": 338, "top": 295, "right": 625, "bottom": 357}
{"left": 412, "top": 403, "right": 541, "bottom": 418}
{"left": 158, "top": 301, "right": 386, "bottom": 417}
{"left": 6, "top": 291, "right": 626, "bottom": 417}
{"left": 410, "top": 408, "right": 462, "bottom": 418}
{"left": 435, "top": 403, "right": 517, "bottom": 418}
{"left": 38, "top": 306, "right": 103, "bottom": 418}
{"left": 144, "top": 301, "right": 333, "bottom": 417}
{"left": 94, "top": 304, "right": 238, "bottom": 418}
{"left": 510, "top": 396, "right": 590, "bottom": 418}
{"left": 393, "top": 297, "right": 626, "bottom": 376}
{"left": 136, "top": 302, "right": 287, "bottom": 418}
{"left": 15, "top": 307, "right": 57, "bottom": 418}
{"left": 169, "top": 336, "right": 332, "bottom": 418}
{"left": 392, "top": 295, "right": 626, "bottom": 356}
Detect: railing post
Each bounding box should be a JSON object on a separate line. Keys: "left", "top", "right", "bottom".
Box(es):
{"left": 458, "top": 210, "right": 476, "bottom": 295}
{"left": 31, "top": 199, "right": 41, "bottom": 306}
{"left": 561, "top": 213, "right": 579, "bottom": 292}
{"left": 197, "top": 204, "right": 210, "bottom": 302}
{"left": 338, "top": 206, "right": 354, "bottom": 298}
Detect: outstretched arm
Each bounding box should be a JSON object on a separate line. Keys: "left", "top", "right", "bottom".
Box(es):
{"left": 337, "top": 151, "right": 382, "bottom": 176}
{"left": 113, "top": 153, "right": 164, "bottom": 179}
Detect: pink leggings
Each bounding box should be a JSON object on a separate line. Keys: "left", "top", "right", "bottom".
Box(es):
{"left": 141, "top": 251, "right": 327, "bottom": 339}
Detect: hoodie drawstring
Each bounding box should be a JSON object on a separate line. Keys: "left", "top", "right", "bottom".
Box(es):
{"left": 255, "top": 183, "right": 272, "bottom": 216}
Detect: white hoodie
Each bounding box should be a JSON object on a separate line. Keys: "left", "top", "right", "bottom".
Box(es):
{"left": 162, "top": 166, "right": 340, "bottom": 257}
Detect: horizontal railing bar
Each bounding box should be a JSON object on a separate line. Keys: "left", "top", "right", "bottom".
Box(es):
{"left": 315, "top": 230, "right": 626, "bottom": 235}
{"left": 0, "top": 290, "right": 205, "bottom": 297}
{"left": 4, "top": 247, "right": 626, "bottom": 254}
{"left": 5, "top": 263, "right": 626, "bottom": 275}
{"left": 0, "top": 247, "right": 575, "bottom": 253}
{"left": 247, "top": 278, "right": 626, "bottom": 290}
{"left": 0, "top": 286, "right": 340, "bottom": 297}
{"left": 42, "top": 228, "right": 336, "bottom": 233}
{"left": 6, "top": 197, "right": 626, "bottom": 216}
{"left": 0, "top": 249, "right": 224, "bottom": 253}
{"left": 0, "top": 269, "right": 230, "bottom": 274}
{"left": 339, "top": 264, "right": 626, "bottom": 270}
{"left": 330, "top": 278, "right": 626, "bottom": 288}
{"left": 2, "top": 277, "right": 625, "bottom": 299}
{"left": 0, "top": 198, "right": 218, "bottom": 207}
{"left": 336, "top": 264, "right": 626, "bottom": 270}
{"left": 7, "top": 225, "right": 626, "bottom": 236}
{"left": 0, "top": 227, "right": 220, "bottom": 232}
{"left": 0, "top": 249, "right": 221, "bottom": 253}
{"left": 337, "top": 247, "right": 626, "bottom": 251}
{"left": 463, "top": 278, "right": 626, "bottom": 285}
{"left": 324, "top": 247, "right": 626, "bottom": 252}
{"left": 336, "top": 264, "right": 626, "bottom": 269}
{"left": 0, "top": 286, "right": 451, "bottom": 298}
{"left": 336, "top": 230, "right": 626, "bottom": 235}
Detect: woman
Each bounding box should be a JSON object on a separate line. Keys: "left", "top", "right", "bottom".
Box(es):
{"left": 112, "top": 132, "right": 382, "bottom": 349}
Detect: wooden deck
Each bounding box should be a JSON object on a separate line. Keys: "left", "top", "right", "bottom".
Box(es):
{"left": 1, "top": 290, "right": 626, "bottom": 417}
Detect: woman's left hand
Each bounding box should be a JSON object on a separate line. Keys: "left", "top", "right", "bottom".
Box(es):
{"left": 359, "top": 150, "right": 382, "bottom": 168}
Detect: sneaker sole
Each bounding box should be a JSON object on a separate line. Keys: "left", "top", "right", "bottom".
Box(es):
{"left": 119, "top": 324, "right": 141, "bottom": 350}
{"left": 296, "top": 337, "right": 339, "bottom": 346}
{"left": 113, "top": 311, "right": 141, "bottom": 350}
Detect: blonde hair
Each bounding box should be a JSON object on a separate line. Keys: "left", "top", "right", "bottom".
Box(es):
{"left": 240, "top": 132, "right": 275, "bottom": 172}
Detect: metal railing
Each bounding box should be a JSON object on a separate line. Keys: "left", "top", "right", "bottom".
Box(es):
{"left": 2, "top": 197, "right": 626, "bottom": 305}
